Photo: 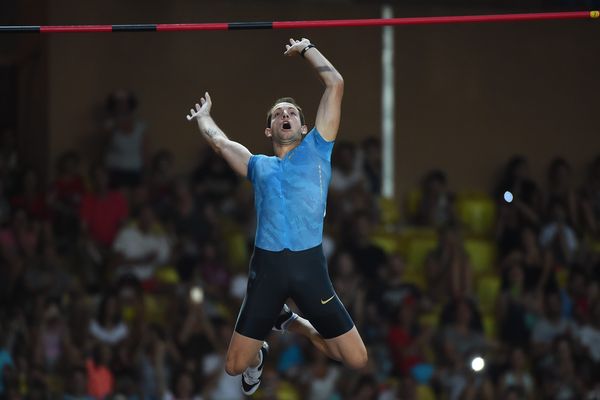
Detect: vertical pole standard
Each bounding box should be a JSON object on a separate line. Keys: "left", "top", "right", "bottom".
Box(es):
{"left": 381, "top": 4, "right": 395, "bottom": 199}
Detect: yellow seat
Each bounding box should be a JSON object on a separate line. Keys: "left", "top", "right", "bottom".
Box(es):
{"left": 405, "top": 189, "right": 422, "bottom": 220}
{"left": 483, "top": 314, "right": 497, "bottom": 339}
{"left": 464, "top": 238, "right": 496, "bottom": 276}
{"left": 378, "top": 196, "right": 401, "bottom": 226}
{"left": 370, "top": 231, "right": 401, "bottom": 254}
{"left": 416, "top": 385, "right": 437, "bottom": 400}
{"left": 419, "top": 311, "right": 439, "bottom": 329}
{"left": 476, "top": 275, "right": 501, "bottom": 313}
{"left": 225, "top": 231, "right": 249, "bottom": 268}
{"left": 406, "top": 236, "right": 438, "bottom": 274}
{"left": 403, "top": 271, "right": 427, "bottom": 290}
{"left": 456, "top": 193, "right": 496, "bottom": 236}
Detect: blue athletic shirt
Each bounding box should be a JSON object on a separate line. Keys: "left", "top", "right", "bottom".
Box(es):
{"left": 247, "top": 127, "right": 334, "bottom": 251}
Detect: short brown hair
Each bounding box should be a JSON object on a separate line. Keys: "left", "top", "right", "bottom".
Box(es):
{"left": 266, "top": 97, "right": 305, "bottom": 128}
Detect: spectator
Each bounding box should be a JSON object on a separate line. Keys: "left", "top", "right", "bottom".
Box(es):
{"left": 168, "top": 180, "right": 214, "bottom": 281}
{"left": 80, "top": 163, "right": 129, "bottom": 250}
{"left": 330, "top": 251, "right": 365, "bottom": 326}
{"left": 498, "top": 258, "right": 531, "bottom": 348}
{"left": 330, "top": 141, "right": 366, "bottom": 194}
{"left": 104, "top": 90, "right": 148, "bottom": 188}
{"left": 50, "top": 151, "right": 86, "bottom": 245}
{"left": 438, "top": 299, "right": 488, "bottom": 366}
{"left": 149, "top": 149, "right": 176, "bottom": 218}
{"left": 86, "top": 344, "right": 114, "bottom": 399}
{"left": 340, "top": 210, "right": 387, "bottom": 285}
{"left": 580, "top": 155, "right": 600, "bottom": 235}
{"left": 386, "top": 297, "right": 432, "bottom": 376}
{"left": 519, "top": 226, "right": 556, "bottom": 293}
{"left": 425, "top": 225, "right": 473, "bottom": 302}
{"left": 498, "top": 347, "right": 535, "bottom": 398}
{"left": 163, "top": 371, "right": 203, "bottom": 400}
{"left": 192, "top": 149, "right": 239, "bottom": 205}
{"left": 531, "top": 292, "right": 575, "bottom": 361}
{"left": 539, "top": 201, "right": 579, "bottom": 266}
{"left": 89, "top": 291, "right": 129, "bottom": 347}
{"left": 10, "top": 168, "right": 49, "bottom": 222}
{"left": 63, "top": 367, "right": 94, "bottom": 400}
{"left": 300, "top": 348, "right": 341, "bottom": 400}
{"left": 111, "top": 204, "right": 171, "bottom": 284}
{"left": 415, "top": 169, "right": 456, "bottom": 228}
{"left": 370, "top": 254, "right": 421, "bottom": 321}
{"left": 546, "top": 157, "right": 579, "bottom": 230}
{"left": 495, "top": 155, "right": 542, "bottom": 228}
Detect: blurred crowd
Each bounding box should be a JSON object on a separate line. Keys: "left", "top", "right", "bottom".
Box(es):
{"left": 0, "top": 90, "right": 599, "bottom": 400}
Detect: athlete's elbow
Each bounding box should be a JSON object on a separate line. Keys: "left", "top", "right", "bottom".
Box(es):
{"left": 329, "top": 75, "right": 344, "bottom": 91}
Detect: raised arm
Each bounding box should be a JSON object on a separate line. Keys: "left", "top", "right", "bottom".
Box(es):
{"left": 186, "top": 92, "right": 252, "bottom": 177}
{"left": 285, "top": 38, "right": 344, "bottom": 142}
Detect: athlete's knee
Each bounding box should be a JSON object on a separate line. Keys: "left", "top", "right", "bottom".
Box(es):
{"left": 225, "top": 354, "right": 247, "bottom": 376}
{"left": 342, "top": 346, "right": 368, "bottom": 370}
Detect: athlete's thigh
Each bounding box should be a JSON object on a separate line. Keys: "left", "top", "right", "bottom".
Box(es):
{"left": 235, "top": 247, "right": 288, "bottom": 340}
{"left": 226, "top": 331, "right": 264, "bottom": 366}
{"left": 324, "top": 326, "right": 367, "bottom": 364}
{"left": 289, "top": 245, "right": 354, "bottom": 339}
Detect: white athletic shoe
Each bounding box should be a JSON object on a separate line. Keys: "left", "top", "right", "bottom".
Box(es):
{"left": 272, "top": 304, "right": 299, "bottom": 332}
{"left": 241, "top": 341, "right": 269, "bottom": 396}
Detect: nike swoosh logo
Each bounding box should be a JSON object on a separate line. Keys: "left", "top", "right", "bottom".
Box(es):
{"left": 320, "top": 295, "right": 335, "bottom": 305}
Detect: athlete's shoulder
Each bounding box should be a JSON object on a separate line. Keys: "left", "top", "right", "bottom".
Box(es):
{"left": 304, "top": 127, "right": 334, "bottom": 160}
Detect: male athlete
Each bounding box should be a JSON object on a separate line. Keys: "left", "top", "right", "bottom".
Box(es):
{"left": 186, "top": 38, "right": 368, "bottom": 395}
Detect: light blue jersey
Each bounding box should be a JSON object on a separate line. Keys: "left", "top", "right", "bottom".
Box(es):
{"left": 247, "top": 127, "right": 334, "bottom": 251}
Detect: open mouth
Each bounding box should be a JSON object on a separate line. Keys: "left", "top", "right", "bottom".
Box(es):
{"left": 282, "top": 121, "right": 291, "bottom": 130}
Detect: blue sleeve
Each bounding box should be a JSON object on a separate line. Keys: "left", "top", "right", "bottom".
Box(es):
{"left": 247, "top": 155, "right": 259, "bottom": 182}
{"left": 308, "top": 127, "right": 334, "bottom": 162}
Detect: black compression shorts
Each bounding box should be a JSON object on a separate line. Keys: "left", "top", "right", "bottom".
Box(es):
{"left": 234, "top": 244, "right": 354, "bottom": 340}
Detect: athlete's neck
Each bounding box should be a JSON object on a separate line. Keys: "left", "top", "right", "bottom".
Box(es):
{"left": 272, "top": 137, "right": 302, "bottom": 159}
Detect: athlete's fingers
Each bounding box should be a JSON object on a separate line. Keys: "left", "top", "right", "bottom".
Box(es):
{"left": 289, "top": 38, "right": 295, "bottom": 45}
{"left": 200, "top": 98, "right": 205, "bottom": 106}
{"left": 205, "top": 92, "right": 211, "bottom": 103}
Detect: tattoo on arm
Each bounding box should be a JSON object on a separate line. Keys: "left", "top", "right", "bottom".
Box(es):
{"left": 316, "top": 66, "right": 332, "bottom": 72}
{"left": 203, "top": 128, "right": 221, "bottom": 139}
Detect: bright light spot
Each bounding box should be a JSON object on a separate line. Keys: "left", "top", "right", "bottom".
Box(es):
{"left": 503, "top": 191, "right": 513, "bottom": 203}
{"left": 190, "top": 287, "right": 204, "bottom": 304}
{"left": 471, "top": 356, "right": 485, "bottom": 372}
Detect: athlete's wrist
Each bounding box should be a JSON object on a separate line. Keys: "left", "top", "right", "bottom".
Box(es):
{"left": 301, "top": 44, "right": 316, "bottom": 58}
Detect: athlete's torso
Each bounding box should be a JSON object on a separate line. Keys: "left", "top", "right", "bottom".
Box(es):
{"left": 247, "top": 128, "right": 334, "bottom": 251}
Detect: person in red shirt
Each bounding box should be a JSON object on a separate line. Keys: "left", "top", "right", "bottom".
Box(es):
{"left": 80, "top": 164, "right": 129, "bottom": 285}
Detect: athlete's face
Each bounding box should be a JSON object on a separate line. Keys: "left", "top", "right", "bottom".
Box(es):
{"left": 265, "top": 102, "right": 307, "bottom": 144}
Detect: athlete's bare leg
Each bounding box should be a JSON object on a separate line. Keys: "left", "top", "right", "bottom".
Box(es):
{"left": 288, "top": 316, "right": 368, "bottom": 369}
{"left": 225, "top": 331, "right": 263, "bottom": 376}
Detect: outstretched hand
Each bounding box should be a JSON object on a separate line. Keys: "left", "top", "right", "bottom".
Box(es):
{"left": 186, "top": 92, "right": 212, "bottom": 121}
{"left": 284, "top": 38, "right": 311, "bottom": 56}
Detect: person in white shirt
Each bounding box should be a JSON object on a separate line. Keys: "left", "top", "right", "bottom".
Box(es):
{"left": 111, "top": 204, "right": 171, "bottom": 282}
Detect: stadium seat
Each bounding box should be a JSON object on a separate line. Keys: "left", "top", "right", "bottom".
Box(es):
{"left": 483, "top": 314, "right": 497, "bottom": 339}
{"left": 405, "top": 236, "right": 438, "bottom": 275}
{"left": 476, "top": 275, "right": 501, "bottom": 313}
{"left": 378, "top": 196, "right": 401, "bottom": 226}
{"left": 464, "top": 238, "right": 496, "bottom": 276}
{"left": 405, "top": 189, "right": 422, "bottom": 220}
{"left": 370, "top": 231, "right": 401, "bottom": 254}
{"left": 456, "top": 193, "right": 496, "bottom": 236}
